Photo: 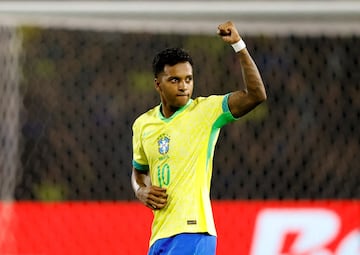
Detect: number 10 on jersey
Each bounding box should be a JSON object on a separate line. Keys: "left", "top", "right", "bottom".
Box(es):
{"left": 157, "top": 163, "right": 170, "bottom": 188}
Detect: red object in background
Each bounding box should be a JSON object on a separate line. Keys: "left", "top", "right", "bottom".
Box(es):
{"left": 0, "top": 201, "right": 359, "bottom": 255}
{"left": 0, "top": 202, "right": 153, "bottom": 255}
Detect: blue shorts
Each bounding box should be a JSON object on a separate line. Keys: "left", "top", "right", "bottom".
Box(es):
{"left": 148, "top": 233, "right": 216, "bottom": 255}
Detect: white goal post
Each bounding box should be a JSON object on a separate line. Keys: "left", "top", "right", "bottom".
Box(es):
{"left": 0, "top": 1, "right": 359, "bottom": 35}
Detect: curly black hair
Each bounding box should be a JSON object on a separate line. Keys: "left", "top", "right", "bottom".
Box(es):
{"left": 152, "top": 48, "right": 194, "bottom": 77}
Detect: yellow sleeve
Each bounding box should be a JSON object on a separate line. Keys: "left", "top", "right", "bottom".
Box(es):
{"left": 132, "top": 118, "right": 149, "bottom": 171}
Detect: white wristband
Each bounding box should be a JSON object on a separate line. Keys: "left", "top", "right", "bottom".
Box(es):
{"left": 231, "top": 39, "right": 246, "bottom": 53}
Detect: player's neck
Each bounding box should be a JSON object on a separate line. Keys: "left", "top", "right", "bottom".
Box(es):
{"left": 160, "top": 104, "right": 178, "bottom": 118}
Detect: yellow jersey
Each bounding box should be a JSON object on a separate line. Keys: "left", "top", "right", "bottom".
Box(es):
{"left": 132, "top": 94, "right": 237, "bottom": 246}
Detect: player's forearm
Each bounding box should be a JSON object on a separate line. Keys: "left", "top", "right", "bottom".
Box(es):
{"left": 237, "top": 49, "right": 267, "bottom": 102}
{"left": 131, "top": 168, "right": 150, "bottom": 193}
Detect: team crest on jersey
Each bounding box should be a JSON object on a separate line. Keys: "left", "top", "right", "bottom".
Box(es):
{"left": 158, "top": 134, "right": 170, "bottom": 155}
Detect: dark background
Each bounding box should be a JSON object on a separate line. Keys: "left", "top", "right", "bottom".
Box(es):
{"left": 10, "top": 28, "right": 359, "bottom": 200}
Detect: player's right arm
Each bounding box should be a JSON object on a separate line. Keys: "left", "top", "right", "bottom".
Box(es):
{"left": 131, "top": 167, "right": 168, "bottom": 210}
{"left": 217, "top": 21, "right": 267, "bottom": 118}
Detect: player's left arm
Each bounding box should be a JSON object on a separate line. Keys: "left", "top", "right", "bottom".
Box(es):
{"left": 131, "top": 167, "right": 168, "bottom": 210}
{"left": 217, "top": 21, "right": 267, "bottom": 118}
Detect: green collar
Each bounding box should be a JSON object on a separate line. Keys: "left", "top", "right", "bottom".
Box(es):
{"left": 158, "top": 99, "right": 193, "bottom": 122}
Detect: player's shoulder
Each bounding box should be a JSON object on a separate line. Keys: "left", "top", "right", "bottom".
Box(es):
{"left": 133, "top": 105, "right": 159, "bottom": 126}
{"left": 192, "top": 94, "right": 226, "bottom": 105}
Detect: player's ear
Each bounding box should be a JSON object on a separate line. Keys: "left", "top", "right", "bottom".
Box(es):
{"left": 154, "top": 78, "right": 161, "bottom": 91}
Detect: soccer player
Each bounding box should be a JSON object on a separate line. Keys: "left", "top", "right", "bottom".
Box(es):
{"left": 131, "top": 21, "right": 266, "bottom": 254}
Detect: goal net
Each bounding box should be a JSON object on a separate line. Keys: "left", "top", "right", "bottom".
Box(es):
{"left": 0, "top": 25, "right": 21, "bottom": 250}
{"left": 0, "top": 1, "right": 359, "bottom": 250}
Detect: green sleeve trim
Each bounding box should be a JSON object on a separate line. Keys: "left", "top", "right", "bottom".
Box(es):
{"left": 206, "top": 94, "right": 239, "bottom": 170}
{"left": 217, "top": 93, "right": 238, "bottom": 128}
{"left": 222, "top": 93, "right": 231, "bottom": 113}
{"left": 132, "top": 160, "right": 149, "bottom": 171}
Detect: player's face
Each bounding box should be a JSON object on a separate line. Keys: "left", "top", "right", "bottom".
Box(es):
{"left": 155, "top": 61, "right": 194, "bottom": 109}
